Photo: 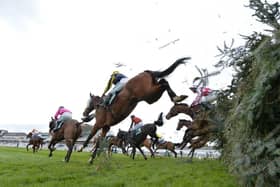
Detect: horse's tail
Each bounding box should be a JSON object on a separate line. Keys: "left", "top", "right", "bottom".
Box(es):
{"left": 154, "top": 112, "right": 164, "bottom": 127}
{"left": 152, "top": 57, "right": 191, "bottom": 78}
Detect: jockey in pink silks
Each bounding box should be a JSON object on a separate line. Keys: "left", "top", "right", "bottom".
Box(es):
{"left": 53, "top": 106, "right": 72, "bottom": 132}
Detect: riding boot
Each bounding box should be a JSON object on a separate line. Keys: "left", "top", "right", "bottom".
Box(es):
{"left": 53, "top": 121, "right": 61, "bottom": 132}
{"left": 201, "top": 102, "right": 213, "bottom": 110}
{"left": 102, "top": 94, "right": 111, "bottom": 106}
{"left": 172, "top": 95, "right": 188, "bottom": 103}
{"left": 108, "top": 93, "right": 116, "bottom": 105}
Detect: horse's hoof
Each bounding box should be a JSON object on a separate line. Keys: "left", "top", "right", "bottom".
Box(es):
{"left": 88, "top": 159, "right": 93, "bottom": 164}
{"left": 173, "top": 95, "right": 188, "bottom": 103}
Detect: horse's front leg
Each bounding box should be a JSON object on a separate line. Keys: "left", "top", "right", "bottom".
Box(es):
{"left": 148, "top": 147, "right": 155, "bottom": 158}
{"left": 121, "top": 143, "right": 127, "bottom": 155}
{"left": 131, "top": 146, "right": 136, "bottom": 159}
{"left": 88, "top": 144, "right": 99, "bottom": 164}
{"left": 188, "top": 148, "right": 195, "bottom": 162}
{"left": 108, "top": 143, "right": 112, "bottom": 156}
{"left": 26, "top": 143, "right": 30, "bottom": 151}
{"left": 48, "top": 139, "right": 57, "bottom": 157}
{"left": 79, "top": 126, "right": 99, "bottom": 152}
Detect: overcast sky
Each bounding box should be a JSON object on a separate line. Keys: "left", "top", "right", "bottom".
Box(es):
{"left": 0, "top": 0, "right": 267, "bottom": 141}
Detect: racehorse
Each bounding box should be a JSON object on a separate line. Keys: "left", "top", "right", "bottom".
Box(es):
{"left": 26, "top": 132, "right": 44, "bottom": 153}
{"left": 176, "top": 119, "right": 192, "bottom": 130}
{"left": 176, "top": 119, "right": 219, "bottom": 161}
{"left": 155, "top": 141, "right": 178, "bottom": 158}
{"left": 106, "top": 135, "right": 127, "bottom": 156}
{"left": 79, "top": 57, "right": 190, "bottom": 157}
{"left": 166, "top": 103, "right": 196, "bottom": 120}
{"left": 124, "top": 135, "right": 155, "bottom": 158}
{"left": 48, "top": 117, "right": 82, "bottom": 162}
{"left": 116, "top": 113, "right": 163, "bottom": 160}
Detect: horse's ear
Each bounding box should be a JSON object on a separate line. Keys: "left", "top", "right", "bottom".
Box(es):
{"left": 90, "top": 92, "right": 93, "bottom": 97}
{"left": 51, "top": 117, "right": 54, "bottom": 120}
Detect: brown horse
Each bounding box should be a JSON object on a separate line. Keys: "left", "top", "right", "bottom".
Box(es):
{"left": 166, "top": 103, "right": 196, "bottom": 120}
{"left": 79, "top": 57, "right": 190, "bottom": 156}
{"left": 176, "top": 119, "right": 219, "bottom": 160}
{"left": 178, "top": 119, "right": 218, "bottom": 135}
{"left": 48, "top": 117, "right": 82, "bottom": 162}
{"left": 106, "top": 135, "right": 127, "bottom": 156}
{"left": 26, "top": 132, "right": 45, "bottom": 153}
{"left": 155, "top": 141, "right": 177, "bottom": 158}
{"left": 176, "top": 119, "right": 192, "bottom": 130}
{"left": 90, "top": 134, "right": 127, "bottom": 156}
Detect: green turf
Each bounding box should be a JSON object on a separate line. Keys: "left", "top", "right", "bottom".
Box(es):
{"left": 0, "top": 146, "right": 239, "bottom": 187}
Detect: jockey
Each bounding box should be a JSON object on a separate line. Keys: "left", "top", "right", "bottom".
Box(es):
{"left": 102, "top": 71, "right": 129, "bottom": 106}
{"left": 53, "top": 106, "right": 72, "bottom": 132}
{"left": 129, "top": 115, "right": 143, "bottom": 132}
{"left": 189, "top": 85, "right": 216, "bottom": 108}
{"left": 156, "top": 133, "right": 165, "bottom": 144}
{"left": 31, "top": 128, "right": 39, "bottom": 135}
{"left": 31, "top": 129, "right": 43, "bottom": 138}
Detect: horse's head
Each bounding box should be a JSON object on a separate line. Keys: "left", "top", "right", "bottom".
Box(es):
{"left": 83, "top": 93, "right": 102, "bottom": 117}
{"left": 49, "top": 117, "right": 56, "bottom": 133}
{"left": 166, "top": 104, "right": 182, "bottom": 119}
{"left": 26, "top": 132, "right": 32, "bottom": 138}
{"left": 117, "top": 129, "right": 128, "bottom": 141}
{"left": 177, "top": 119, "right": 192, "bottom": 130}
{"left": 166, "top": 103, "right": 192, "bottom": 119}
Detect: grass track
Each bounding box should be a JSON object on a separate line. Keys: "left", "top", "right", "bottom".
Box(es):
{"left": 0, "top": 147, "right": 238, "bottom": 187}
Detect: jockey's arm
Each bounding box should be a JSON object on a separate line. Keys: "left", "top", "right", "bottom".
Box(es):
{"left": 54, "top": 110, "right": 61, "bottom": 120}
{"left": 129, "top": 121, "right": 134, "bottom": 130}
{"left": 102, "top": 76, "right": 114, "bottom": 96}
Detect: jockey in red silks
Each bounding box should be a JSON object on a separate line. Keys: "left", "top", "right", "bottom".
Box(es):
{"left": 190, "top": 86, "right": 217, "bottom": 108}
{"left": 53, "top": 106, "right": 72, "bottom": 132}
{"left": 129, "top": 115, "right": 143, "bottom": 131}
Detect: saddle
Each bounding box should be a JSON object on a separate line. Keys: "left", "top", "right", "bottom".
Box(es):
{"left": 129, "top": 128, "right": 142, "bottom": 139}
{"left": 53, "top": 120, "right": 64, "bottom": 132}
{"left": 32, "top": 134, "right": 43, "bottom": 140}
{"left": 103, "top": 90, "right": 122, "bottom": 107}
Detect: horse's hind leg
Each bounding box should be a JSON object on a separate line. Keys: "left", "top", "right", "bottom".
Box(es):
{"left": 65, "top": 139, "right": 74, "bottom": 162}
{"left": 148, "top": 147, "right": 155, "bottom": 158}
{"left": 137, "top": 146, "right": 147, "bottom": 160}
{"left": 160, "top": 79, "right": 186, "bottom": 102}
